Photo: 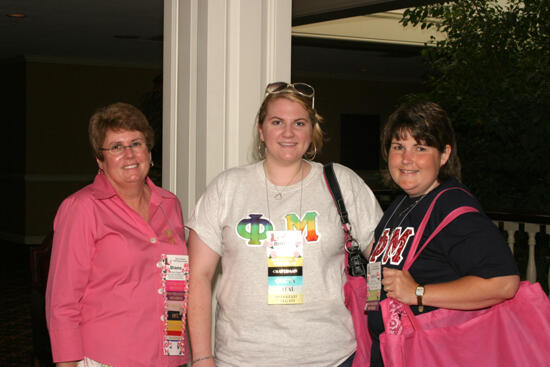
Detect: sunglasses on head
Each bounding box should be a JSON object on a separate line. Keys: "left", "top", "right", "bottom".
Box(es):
{"left": 264, "top": 82, "right": 315, "bottom": 109}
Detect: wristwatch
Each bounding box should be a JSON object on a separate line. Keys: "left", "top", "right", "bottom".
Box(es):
{"left": 415, "top": 284, "right": 425, "bottom": 312}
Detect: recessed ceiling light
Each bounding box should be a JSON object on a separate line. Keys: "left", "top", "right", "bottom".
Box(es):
{"left": 7, "top": 13, "right": 26, "bottom": 18}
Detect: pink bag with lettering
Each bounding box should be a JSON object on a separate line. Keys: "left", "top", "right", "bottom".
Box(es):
{"left": 324, "top": 164, "right": 371, "bottom": 367}
{"left": 379, "top": 189, "right": 550, "bottom": 367}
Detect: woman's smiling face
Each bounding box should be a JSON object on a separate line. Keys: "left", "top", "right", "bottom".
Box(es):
{"left": 97, "top": 129, "right": 151, "bottom": 192}
{"left": 388, "top": 130, "right": 450, "bottom": 197}
{"left": 258, "top": 97, "right": 313, "bottom": 166}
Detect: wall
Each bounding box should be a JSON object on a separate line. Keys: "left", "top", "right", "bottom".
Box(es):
{"left": 0, "top": 58, "right": 26, "bottom": 239}
{"left": 1, "top": 59, "right": 161, "bottom": 244}
{"left": 291, "top": 74, "right": 425, "bottom": 188}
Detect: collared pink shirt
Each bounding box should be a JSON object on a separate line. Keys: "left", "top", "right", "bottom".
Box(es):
{"left": 46, "top": 173, "right": 190, "bottom": 367}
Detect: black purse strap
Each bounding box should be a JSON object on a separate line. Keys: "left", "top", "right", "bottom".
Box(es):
{"left": 323, "top": 163, "right": 368, "bottom": 278}
{"left": 323, "top": 163, "right": 357, "bottom": 250}
{"left": 323, "top": 163, "right": 349, "bottom": 226}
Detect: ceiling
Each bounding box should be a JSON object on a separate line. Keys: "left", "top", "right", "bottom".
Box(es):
{"left": 0, "top": 0, "right": 428, "bottom": 79}
{"left": 1, "top": 0, "right": 164, "bottom": 66}
{"left": 292, "top": 0, "right": 432, "bottom": 24}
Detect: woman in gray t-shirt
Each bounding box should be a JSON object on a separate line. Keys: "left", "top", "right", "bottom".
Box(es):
{"left": 187, "top": 82, "right": 383, "bottom": 367}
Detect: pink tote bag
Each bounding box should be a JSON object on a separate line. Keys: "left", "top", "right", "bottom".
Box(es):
{"left": 379, "top": 188, "right": 550, "bottom": 366}
{"left": 323, "top": 164, "right": 371, "bottom": 366}
{"left": 344, "top": 253, "right": 371, "bottom": 367}
{"left": 380, "top": 281, "right": 550, "bottom": 367}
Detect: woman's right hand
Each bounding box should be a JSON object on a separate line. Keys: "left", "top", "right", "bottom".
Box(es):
{"left": 382, "top": 268, "right": 418, "bottom": 305}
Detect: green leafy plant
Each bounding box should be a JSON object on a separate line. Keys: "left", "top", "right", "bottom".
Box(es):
{"left": 401, "top": 0, "right": 550, "bottom": 212}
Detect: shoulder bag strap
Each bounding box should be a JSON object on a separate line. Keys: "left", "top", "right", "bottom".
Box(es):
{"left": 323, "top": 163, "right": 369, "bottom": 280}
{"left": 323, "top": 163, "right": 349, "bottom": 226}
{"left": 323, "top": 163, "right": 354, "bottom": 246}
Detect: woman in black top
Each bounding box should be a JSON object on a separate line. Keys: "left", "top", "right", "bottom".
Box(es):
{"left": 367, "top": 101, "right": 519, "bottom": 366}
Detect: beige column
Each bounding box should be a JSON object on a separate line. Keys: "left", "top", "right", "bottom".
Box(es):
{"left": 162, "top": 0, "right": 291, "bottom": 217}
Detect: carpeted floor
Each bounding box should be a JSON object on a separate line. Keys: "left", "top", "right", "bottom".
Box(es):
{"left": 0, "top": 278, "right": 34, "bottom": 366}
{"left": 0, "top": 242, "right": 52, "bottom": 367}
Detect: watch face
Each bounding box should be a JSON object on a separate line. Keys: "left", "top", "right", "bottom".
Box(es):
{"left": 416, "top": 286, "right": 425, "bottom": 296}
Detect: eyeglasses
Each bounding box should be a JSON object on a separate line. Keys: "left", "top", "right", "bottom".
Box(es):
{"left": 265, "top": 82, "right": 315, "bottom": 108}
{"left": 99, "top": 140, "right": 147, "bottom": 156}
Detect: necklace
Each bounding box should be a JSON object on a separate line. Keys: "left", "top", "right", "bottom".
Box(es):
{"left": 264, "top": 161, "right": 304, "bottom": 219}
{"left": 264, "top": 161, "right": 304, "bottom": 200}
{"left": 398, "top": 195, "right": 425, "bottom": 217}
{"left": 380, "top": 193, "right": 427, "bottom": 231}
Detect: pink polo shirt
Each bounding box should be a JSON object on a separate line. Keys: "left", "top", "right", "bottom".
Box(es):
{"left": 46, "top": 173, "right": 190, "bottom": 367}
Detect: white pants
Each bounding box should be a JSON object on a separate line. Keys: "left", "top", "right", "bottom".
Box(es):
{"left": 76, "top": 357, "right": 112, "bottom": 367}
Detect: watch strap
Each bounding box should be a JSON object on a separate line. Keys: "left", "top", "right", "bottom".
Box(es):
{"left": 416, "top": 284, "right": 424, "bottom": 312}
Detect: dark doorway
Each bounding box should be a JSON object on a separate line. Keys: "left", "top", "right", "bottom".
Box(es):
{"left": 340, "top": 113, "right": 380, "bottom": 171}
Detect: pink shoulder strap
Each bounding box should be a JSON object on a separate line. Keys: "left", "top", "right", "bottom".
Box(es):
{"left": 403, "top": 187, "right": 479, "bottom": 271}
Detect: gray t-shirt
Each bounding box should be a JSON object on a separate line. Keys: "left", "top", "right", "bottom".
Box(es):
{"left": 187, "top": 161, "right": 383, "bottom": 367}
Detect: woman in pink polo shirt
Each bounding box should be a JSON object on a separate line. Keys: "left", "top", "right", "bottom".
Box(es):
{"left": 46, "top": 103, "right": 189, "bottom": 367}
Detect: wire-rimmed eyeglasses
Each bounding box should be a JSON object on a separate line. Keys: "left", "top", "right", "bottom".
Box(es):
{"left": 265, "top": 82, "right": 315, "bottom": 109}
{"left": 99, "top": 140, "right": 148, "bottom": 156}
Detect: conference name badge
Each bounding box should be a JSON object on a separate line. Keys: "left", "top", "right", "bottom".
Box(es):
{"left": 366, "top": 261, "right": 382, "bottom": 311}
{"left": 265, "top": 230, "right": 303, "bottom": 305}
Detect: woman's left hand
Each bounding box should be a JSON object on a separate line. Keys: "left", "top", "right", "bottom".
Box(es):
{"left": 382, "top": 268, "right": 418, "bottom": 305}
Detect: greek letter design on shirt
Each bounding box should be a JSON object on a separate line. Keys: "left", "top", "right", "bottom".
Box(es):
{"left": 285, "top": 212, "right": 319, "bottom": 242}
{"left": 236, "top": 211, "right": 320, "bottom": 246}
{"left": 236, "top": 214, "right": 274, "bottom": 245}
{"left": 369, "top": 227, "right": 415, "bottom": 265}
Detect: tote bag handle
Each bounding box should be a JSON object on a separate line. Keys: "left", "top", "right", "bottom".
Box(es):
{"left": 403, "top": 187, "right": 477, "bottom": 271}
{"left": 399, "top": 187, "right": 479, "bottom": 332}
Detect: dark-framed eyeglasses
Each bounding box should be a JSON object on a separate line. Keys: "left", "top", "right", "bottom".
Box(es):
{"left": 265, "top": 82, "right": 315, "bottom": 108}
{"left": 99, "top": 140, "right": 147, "bottom": 156}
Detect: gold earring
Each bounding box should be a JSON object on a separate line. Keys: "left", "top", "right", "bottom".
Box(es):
{"left": 258, "top": 142, "right": 266, "bottom": 158}
{"left": 305, "top": 144, "right": 317, "bottom": 161}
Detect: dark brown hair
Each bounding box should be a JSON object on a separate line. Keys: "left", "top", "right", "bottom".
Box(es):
{"left": 89, "top": 102, "right": 154, "bottom": 161}
{"left": 381, "top": 101, "right": 461, "bottom": 181}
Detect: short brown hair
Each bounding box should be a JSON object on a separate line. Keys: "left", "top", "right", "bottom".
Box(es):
{"left": 89, "top": 102, "right": 154, "bottom": 161}
{"left": 381, "top": 101, "right": 461, "bottom": 181}
{"left": 253, "top": 90, "right": 324, "bottom": 161}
